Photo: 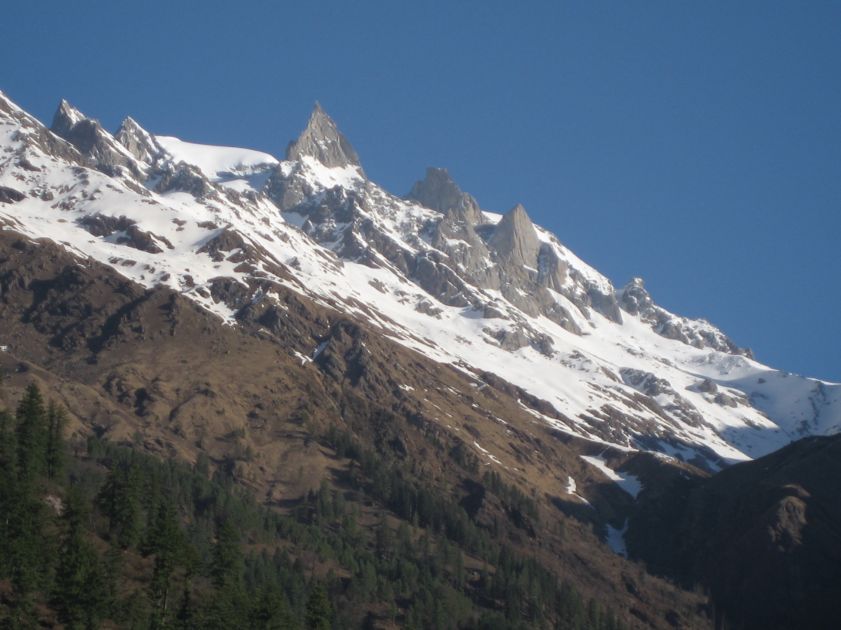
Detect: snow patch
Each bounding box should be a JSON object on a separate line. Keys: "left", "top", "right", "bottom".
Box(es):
{"left": 580, "top": 455, "right": 643, "bottom": 498}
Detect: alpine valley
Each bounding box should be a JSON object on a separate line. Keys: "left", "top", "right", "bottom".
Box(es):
{"left": 0, "top": 91, "right": 838, "bottom": 629}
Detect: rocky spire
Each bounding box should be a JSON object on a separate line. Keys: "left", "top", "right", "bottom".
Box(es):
{"left": 49, "top": 99, "right": 142, "bottom": 176}
{"left": 50, "top": 100, "right": 95, "bottom": 149}
{"left": 115, "top": 116, "right": 163, "bottom": 164}
{"left": 489, "top": 204, "right": 540, "bottom": 267}
{"left": 407, "top": 167, "right": 484, "bottom": 224}
{"left": 286, "top": 102, "right": 363, "bottom": 173}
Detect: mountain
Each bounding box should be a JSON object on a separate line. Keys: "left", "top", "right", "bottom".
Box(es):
{"left": 1, "top": 89, "right": 839, "bottom": 627}
{"left": 0, "top": 217, "right": 707, "bottom": 629}
{"left": 1, "top": 91, "right": 838, "bottom": 471}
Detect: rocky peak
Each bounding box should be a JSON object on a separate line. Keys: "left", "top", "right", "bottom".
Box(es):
{"left": 50, "top": 99, "right": 99, "bottom": 151}
{"left": 286, "top": 102, "right": 363, "bottom": 173}
{"left": 620, "top": 277, "right": 654, "bottom": 316}
{"left": 407, "top": 167, "right": 483, "bottom": 224}
{"left": 49, "top": 100, "right": 141, "bottom": 176}
{"left": 50, "top": 99, "right": 87, "bottom": 138}
{"left": 115, "top": 116, "right": 163, "bottom": 164}
{"left": 489, "top": 203, "right": 540, "bottom": 267}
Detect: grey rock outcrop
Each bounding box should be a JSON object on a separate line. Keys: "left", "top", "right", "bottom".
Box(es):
{"left": 115, "top": 116, "right": 164, "bottom": 164}
{"left": 619, "top": 277, "right": 653, "bottom": 316}
{"left": 619, "top": 278, "right": 752, "bottom": 357}
{"left": 0, "top": 186, "right": 26, "bottom": 204}
{"left": 286, "top": 103, "right": 363, "bottom": 173}
{"left": 407, "top": 167, "right": 484, "bottom": 224}
{"left": 536, "top": 244, "right": 568, "bottom": 292}
{"left": 50, "top": 100, "right": 142, "bottom": 177}
{"left": 0, "top": 92, "right": 83, "bottom": 165}
{"left": 489, "top": 204, "right": 540, "bottom": 268}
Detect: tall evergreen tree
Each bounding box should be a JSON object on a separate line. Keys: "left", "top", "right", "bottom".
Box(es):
{"left": 211, "top": 519, "right": 243, "bottom": 590}
{"left": 53, "top": 488, "right": 107, "bottom": 629}
{"left": 0, "top": 409, "right": 17, "bottom": 564}
{"left": 15, "top": 383, "right": 47, "bottom": 481}
{"left": 98, "top": 462, "right": 142, "bottom": 548}
{"left": 45, "top": 401, "right": 66, "bottom": 480}
{"left": 148, "top": 499, "right": 184, "bottom": 627}
{"left": 305, "top": 583, "right": 332, "bottom": 630}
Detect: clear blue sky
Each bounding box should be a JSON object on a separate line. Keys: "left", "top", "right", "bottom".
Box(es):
{"left": 2, "top": 1, "right": 839, "bottom": 380}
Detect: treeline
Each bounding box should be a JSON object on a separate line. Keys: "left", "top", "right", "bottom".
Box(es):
{"left": 0, "top": 383, "right": 625, "bottom": 628}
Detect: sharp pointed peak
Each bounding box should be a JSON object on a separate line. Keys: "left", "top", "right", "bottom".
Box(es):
{"left": 50, "top": 98, "right": 97, "bottom": 140}
{"left": 489, "top": 202, "right": 540, "bottom": 265}
{"left": 52, "top": 98, "right": 87, "bottom": 130}
{"left": 119, "top": 114, "right": 141, "bottom": 128}
{"left": 115, "top": 116, "right": 162, "bottom": 164}
{"left": 116, "top": 115, "right": 151, "bottom": 138}
{"left": 286, "top": 102, "right": 363, "bottom": 172}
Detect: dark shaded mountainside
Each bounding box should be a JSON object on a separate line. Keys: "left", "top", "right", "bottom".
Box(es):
{"left": 628, "top": 434, "right": 841, "bottom": 629}
{"left": 0, "top": 232, "right": 707, "bottom": 628}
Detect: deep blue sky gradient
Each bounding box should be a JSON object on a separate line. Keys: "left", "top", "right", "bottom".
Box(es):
{"left": 2, "top": 1, "right": 839, "bottom": 380}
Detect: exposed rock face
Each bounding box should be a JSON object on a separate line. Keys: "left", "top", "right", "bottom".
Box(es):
{"left": 286, "top": 103, "right": 363, "bottom": 172}
{"left": 430, "top": 210, "right": 496, "bottom": 286}
{"left": 537, "top": 243, "right": 568, "bottom": 292}
{"left": 50, "top": 100, "right": 142, "bottom": 177}
{"left": 621, "top": 368, "right": 707, "bottom": 429}
{"left": 49, "top": 99, "right": 86, "bottom": 139}
{"left": 407, "top": 167, "right": 484, "bottom": 224}
{"left": 620, "top": 277, "right": 654, "bottom": 316}
{"left": 0, "top": 186, "right": 26, "bottom": 204}
{"left": 154, "top": 163, "right": 214, "bottom": 198}
{"left": 0, "top": 92, "right": 83, "bottom": 164}
{"left": 115, "top": 116, "right": 164, "bottom": 163}
{"left": 489, "top": 204, "right": 540, "bottom": 268}
{"left": 619, "top": 278, "right": 752, "bottom": 357}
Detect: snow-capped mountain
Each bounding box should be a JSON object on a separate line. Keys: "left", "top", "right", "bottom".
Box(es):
{"left": 1, "top": 91, "right": 838, "bottom": 470}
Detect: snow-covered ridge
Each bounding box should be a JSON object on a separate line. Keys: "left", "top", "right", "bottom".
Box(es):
{"left": 1, "top": 91, "right": 839, "bottom": 469}
{"left": 154, "top": 136, "right": 279, "bottom": 180}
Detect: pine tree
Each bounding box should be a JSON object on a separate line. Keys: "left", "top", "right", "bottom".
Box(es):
{"left": 174, "top": 582, "right": 197, "bottom": 630}
{"left": 148, "top": 500, "right": 184, "bottom": 627}
{"left": 305, "top": 583, "right": 332, "bottom": 630}
{"left": 212, "top": 519, "right": 243, "bottom": 590}
{"left": 0, "top": 408, "right": 15, "bottom": 473}
{"left": 15, "top": 383, "right": 47, "bottom": 481}
{"left": 53, "top": 488, "right": 107, "bottom": 629}
{"left": 249, "top": 584, "right": 293, "bottom": 629}
{"left": 2, "top": 396, "right": 48, "bottom": 622}
{"left": 98, "top": 462, "right": 142, "bottom": 548}
{"left": 0, "top": 409, "right": 17, "bottom": 573}
{"left": 45, "top": 401, "right": 66, "bottom": 480}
